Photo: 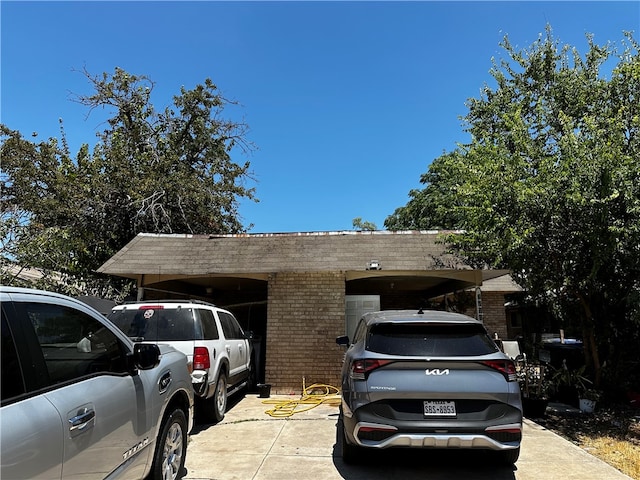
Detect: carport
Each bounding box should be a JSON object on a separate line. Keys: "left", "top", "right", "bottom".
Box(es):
{"left": 98, "top": 230, "right": 510, "bottom": 391}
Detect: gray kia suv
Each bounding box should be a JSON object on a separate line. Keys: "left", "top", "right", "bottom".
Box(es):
{"left": 336, "top": 309, "right": 523, "bottom": 465}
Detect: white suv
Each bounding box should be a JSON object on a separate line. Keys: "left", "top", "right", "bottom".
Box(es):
{"left": 108, "top": 300, "right": 254, "bottom": 422}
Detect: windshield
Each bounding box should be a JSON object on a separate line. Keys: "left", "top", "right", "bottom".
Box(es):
{"left": 366, "top": 323, "right": 499, "bottom": 356}
{"left": 108, "top": 307, "right": 197, "bottom": 341}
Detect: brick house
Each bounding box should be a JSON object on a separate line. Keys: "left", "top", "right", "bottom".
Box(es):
{"left": 98, "top": 230, "right": 519, "bottom": 393}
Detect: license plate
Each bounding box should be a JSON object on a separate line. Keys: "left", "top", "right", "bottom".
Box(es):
{"left": 423, "top": 400, "right": 456, "bottom": 417}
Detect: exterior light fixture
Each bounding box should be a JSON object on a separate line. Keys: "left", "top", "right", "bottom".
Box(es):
{"left": 367, "top": 260, "right": 381, "bottom": 270}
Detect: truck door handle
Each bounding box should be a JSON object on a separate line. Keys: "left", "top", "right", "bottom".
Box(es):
{"left": 69, "top": 408, "right": 96, "bottom": 432}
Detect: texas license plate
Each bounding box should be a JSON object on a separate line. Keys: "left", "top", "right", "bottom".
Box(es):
{"left": 423, "top": 400, "right": 456, "bottom": 417}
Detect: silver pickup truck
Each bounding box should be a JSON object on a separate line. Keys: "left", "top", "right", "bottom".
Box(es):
{"left": 0, "top": 286, "right": 194, "bottom": 480}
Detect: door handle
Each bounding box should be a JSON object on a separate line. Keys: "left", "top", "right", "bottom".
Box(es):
{"left": 69, "top": 408, "right": 96, "bottom": 432}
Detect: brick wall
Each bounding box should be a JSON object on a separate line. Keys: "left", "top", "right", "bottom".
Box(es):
{"left": 265, "top": 271, "right": 345, "bottom": 393}
{"left": 481, "top": 292, "right": 509, "bottom": 340}
{"left": 264, "top": 273, "right": 511, "bottom": 393}
{"left": 462, "top": 291, "right": 509, "bottom": 340}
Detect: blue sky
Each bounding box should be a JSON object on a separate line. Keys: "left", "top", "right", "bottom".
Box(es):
{"left": 2, "top": 1, "right": 638, "bottom": 233}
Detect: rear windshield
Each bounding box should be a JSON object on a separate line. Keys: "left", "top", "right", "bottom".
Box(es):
{"left": 366, "top": 323, "right": 499, "bottom": 356}
{"left": 108, "top": 307, "right": 197, "bottom": 341}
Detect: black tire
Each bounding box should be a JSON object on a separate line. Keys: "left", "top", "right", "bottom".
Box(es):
{"left": 211, "top": 372, "right": 227, "bottom": 422}
{"left": 149, "top": 408, "right": 187, "bottom": 480}
{"left": 195, "top": 372, "right": 228, "bottom": 424}
{"left": 498, "top": 447, "right": 520, "bottom": 465}
{"left": 340, "top": 418, "right": 362, "bottom": 464}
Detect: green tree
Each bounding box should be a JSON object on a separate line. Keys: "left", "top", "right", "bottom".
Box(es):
{"left": 352, "top": 217, "right": 377, "bottom": 231}
{"left": 385, "top": 150, "right": 467, "bottom": 231}
{"left": 386, "top": 28, "right": 640, "bottom": 388}
{"left": 1, "top": 68, "right": 256, "bottom": 297}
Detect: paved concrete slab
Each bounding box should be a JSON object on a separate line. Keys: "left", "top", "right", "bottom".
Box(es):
{"left": 183, "top": 394, "right": 632, "bottom": 480}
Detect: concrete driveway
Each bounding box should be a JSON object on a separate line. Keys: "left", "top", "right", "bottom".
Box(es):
{"left": 182, "top": 394, "right": 632, "bottom": 480}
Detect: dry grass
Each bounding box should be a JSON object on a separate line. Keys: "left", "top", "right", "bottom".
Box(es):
{"left": 537, "top": 404, "right": 640, "bottom": 480}
{"left": 579, "top": 435, "right": 640, "bottom": 480}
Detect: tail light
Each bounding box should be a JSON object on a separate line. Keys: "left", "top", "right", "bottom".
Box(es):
{"left": 481, "top": 360, "right": 518, "bottom": 382}
{"left": 193, "top": 347, "right": 210, "bottom": 370}
{"left": 485, "top": 423, "right": 522, "bottom": 442}
{"left": 350, "top": 359, "right": 393, "bottom": 380}
{"left": 357, "top": 424, "right": 398, "bottom": 442}
{"left": 485, "top": 424, "right": 522, "bottom": 434}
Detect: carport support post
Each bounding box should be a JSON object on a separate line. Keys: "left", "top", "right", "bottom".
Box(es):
{"left": 474, "top": 271, "right": 484, "bottom": 323}
{"left": 137, "top": 278, "right": 145, "bottom": 301}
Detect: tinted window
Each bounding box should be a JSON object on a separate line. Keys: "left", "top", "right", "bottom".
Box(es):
{"left": 198, "top": 309, "right": 219, "bottom": 340}
{"left": 1, "top": 314, "right": 25, "bottom": 400}
{"left": 218, "top": 312, "right": 243, "bottom": 339}
{"left": 366, "top": 323, "right": 499, "bottom": 356}
{"left": 24, "top": 302, "right": 127, "bottom": 384}
{"left": 109, "top": 307, "right": 197, "bottom": 341}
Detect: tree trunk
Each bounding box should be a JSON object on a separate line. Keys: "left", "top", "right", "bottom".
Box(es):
{"left": 582, "top": 326, "right": 602, "bottom": 387}
{"left": 578, "top": 293, "right": 602, "bottom": 387}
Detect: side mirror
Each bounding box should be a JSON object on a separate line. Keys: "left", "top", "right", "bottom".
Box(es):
{"left": 132, "top": 343, "right": 161, "bottom": 371}
{"left": 336, "top": 335, "right": 350, "bottom": 346}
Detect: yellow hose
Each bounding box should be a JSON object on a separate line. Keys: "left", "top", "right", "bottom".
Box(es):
{"left": 263, "top": 380, "right": 341, "bottom": 418}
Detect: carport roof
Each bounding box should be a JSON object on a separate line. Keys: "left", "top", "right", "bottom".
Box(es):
{"left": 98, "top": 230, "right": 488, "bottom": 278}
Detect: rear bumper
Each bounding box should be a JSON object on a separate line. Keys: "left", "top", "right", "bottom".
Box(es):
{"left": 343, "top": 399, "right": 522, "bottom": 451}
{"left": 350, "top": 421, "right": 521, "bottom": 450}
{"left": 191, "top": 370, "right": 209, "bottom": 397}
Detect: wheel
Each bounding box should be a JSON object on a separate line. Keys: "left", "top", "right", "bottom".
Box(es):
{"left": 498, "top": 447, "right": 520, "bottom": 465}
{"left": 196, "top": 373, "right": 228, "bottom": 424}
{"left": 340, "top": 418, "right": 362, "bottom": 464}
{"left": 211, "top": 372, "right": 227, "bottom": 422}
{"left": 149, "top": 408, "right": 187, "bottom": 480}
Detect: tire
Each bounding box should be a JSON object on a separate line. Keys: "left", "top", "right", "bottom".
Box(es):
{"left": 149, "top": 408, "right": 187, "bottom": 480}
{"left": 340, "top": 418, "right": 362, "bottom": 464}
{"left": 498, "top": 447, "right": 520, "bottom": 465}
{"left": 196, "top": 372, "right": 228, "bottom": 424}
{"left": 211, "top": 372, "right": 227, "bottom": 422}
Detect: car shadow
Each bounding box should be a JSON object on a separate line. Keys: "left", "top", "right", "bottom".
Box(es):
{"left": 332, "top": 419, "right": 517, "bottom": 480}
{"left": 189, "top": 390, "right": 247, "bottom": 434}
